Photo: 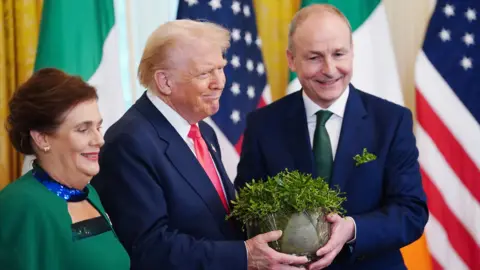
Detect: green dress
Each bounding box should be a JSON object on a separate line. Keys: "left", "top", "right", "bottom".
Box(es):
{"left": 0, "top": 171, "right": 130, "bottom": 270}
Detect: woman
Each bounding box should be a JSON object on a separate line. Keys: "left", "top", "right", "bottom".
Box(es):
{"left": 0, "top": 68, "right": 130, "bottom": 269}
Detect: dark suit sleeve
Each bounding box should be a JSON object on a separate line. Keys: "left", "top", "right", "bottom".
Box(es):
{"left": 351, "top": 109, "right": 428, "bottom": 257}
{"left": 94, "top": 134, "right": 247, "bottom": 270}
{"left": 235, "top": 113, "right": 268, "bottom": 191}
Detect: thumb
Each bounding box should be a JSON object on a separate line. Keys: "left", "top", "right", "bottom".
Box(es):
{"left": 326, "top": 213, "right": 341, "bottom": 222}
{"left": 257, "top": 230, "right": 283, "bottom": 243}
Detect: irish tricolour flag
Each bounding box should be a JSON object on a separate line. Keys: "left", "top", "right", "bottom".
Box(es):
{"left": 287, "top": 0, "right": 404, "bottom": 106}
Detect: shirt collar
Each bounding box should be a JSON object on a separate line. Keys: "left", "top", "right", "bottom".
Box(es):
{"left": 146, "top": 90, "right": 193, "bottom": 140}
{"left": 303, "top": 85, "right": 350, "bottom": 119}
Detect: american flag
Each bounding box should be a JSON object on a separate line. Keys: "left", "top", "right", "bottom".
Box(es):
{"left": 415, "top": 1, "right": 479, "bottom": 269}
{"left": 177, "top": 0, "right": 270, "bottom": 180}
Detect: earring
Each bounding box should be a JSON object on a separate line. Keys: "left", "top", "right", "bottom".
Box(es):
{"left": 43, "top": 146, "right": 50, "bottom": 153}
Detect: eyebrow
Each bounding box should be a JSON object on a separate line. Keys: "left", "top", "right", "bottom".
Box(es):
{"left": 199, "top": 59, "right": 228, "bottom": 69}
{"left": 307, "top": 48, "right": 348, "bottom": 55}
{"left": 76, "top": 119, "right": 103, "bottom": 127}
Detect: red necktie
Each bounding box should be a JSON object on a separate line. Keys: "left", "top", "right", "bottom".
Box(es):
{"left": 188, "top": 124, "right": 229, "bottom": 213}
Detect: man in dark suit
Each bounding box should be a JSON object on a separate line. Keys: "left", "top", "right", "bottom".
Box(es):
{"left": 91, "top": 19, "right": 308, "bottom": 270}
{"left": 235, "top": 4, "right": 428, "bottom": 270}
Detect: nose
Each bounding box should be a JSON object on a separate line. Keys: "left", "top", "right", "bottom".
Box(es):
{"left": 91, "top": 128, "right": 105, "bottom": 148}
{"left": 321, "top": 57, "right": 335, "bottom": 77}
{"left": 211, "top": 68, "right": 226, "bottom": 90}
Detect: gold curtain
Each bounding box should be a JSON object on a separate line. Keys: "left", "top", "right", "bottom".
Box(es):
{"left": 253, "top": 0, "right": 301, "bottom": 102}
{"left": 0, "top": 0, "right": 43, "bottom": 190}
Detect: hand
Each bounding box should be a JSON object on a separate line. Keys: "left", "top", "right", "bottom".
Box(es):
{"left": 308, "top": 214, "right": 355, "bottom": 270}
{"left": 246, "top": 230, "right": 309, "bottom": 270}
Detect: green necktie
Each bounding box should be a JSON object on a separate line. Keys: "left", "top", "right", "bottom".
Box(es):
{"left": 313, "top": 110, "right": 333, "bottom": 182}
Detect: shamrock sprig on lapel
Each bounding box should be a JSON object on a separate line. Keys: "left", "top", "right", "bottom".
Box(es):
{"left": 353, "top": 148, "right": 377, "bottom": 166}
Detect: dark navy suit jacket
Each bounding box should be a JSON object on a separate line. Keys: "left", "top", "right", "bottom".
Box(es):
{"left": 235, "top": 85, "right": 428, "bottom": 270}
{"left": 92, "top": 93, "right": 246, "bottom": 270}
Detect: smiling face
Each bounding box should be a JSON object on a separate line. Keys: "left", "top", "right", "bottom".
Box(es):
{"left": 38, "top": 99, "right": 104, "bottom": 188}
{"left": 160, "top": 40, "right": 227, "bottom": 123}
{"left": 287, "top": 11, "right": 353, "bottom": 108}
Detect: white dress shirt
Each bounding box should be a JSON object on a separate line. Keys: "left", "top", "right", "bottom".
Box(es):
{"left": 302, "top": 86, "right": 357, "bottom": 243}
{"left": 146, "top": 90, "right": 229, "bottom": 201}
{"left": 303, "top": 86, "right": 350, "bottom": 160}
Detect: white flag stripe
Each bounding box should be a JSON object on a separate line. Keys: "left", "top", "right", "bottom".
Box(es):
{"left": 416, "top": 51, "right": 480, "bottom": 169}
{"left": 417, "top": 125, "right": 480, "bottom": 246}
{"left": 89, "top": 25, "right": 125, "bottom": 131}
{"left": 286, "top": 77, "right": 302, "bottom": 94}
{"left": 425, "top": 215, "right": 469, "bottom": 270}
{"left": 350, "top": 3, "right": 403, "bottom": 105}
{"left": 261, "top": 85, "right": 272, "bottom": 104}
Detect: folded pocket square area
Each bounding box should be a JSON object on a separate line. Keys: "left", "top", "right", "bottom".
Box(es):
{"left": 353, "top": 148, "right": 377, "bottom": 166}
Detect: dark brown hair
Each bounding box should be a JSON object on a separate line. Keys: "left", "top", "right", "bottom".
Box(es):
{"left": 6, "top": 68, "right": 98, "bottom": 155}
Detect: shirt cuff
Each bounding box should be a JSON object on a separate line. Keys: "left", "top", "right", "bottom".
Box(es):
{"left": 345, "top": 216, "right": 356, "bottom": 244}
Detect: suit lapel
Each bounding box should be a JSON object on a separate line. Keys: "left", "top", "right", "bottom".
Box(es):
{"left": 285, "top": 91, "right": 315, "bottom": 176}
{"left": 330, "top": 86, "right": 368, "bottom": 191}
{"left": 134, "top": 94, "right": 232, "bottom": 237}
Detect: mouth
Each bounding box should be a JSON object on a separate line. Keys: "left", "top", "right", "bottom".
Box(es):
{"left": 315, "top": 77, "right": 342, "bottom": 86}
{"left": 81, "top": 152, "right": 99, "bottom": 161}
{"left": 202, "top": 94, "right": 222, "bottom": 101}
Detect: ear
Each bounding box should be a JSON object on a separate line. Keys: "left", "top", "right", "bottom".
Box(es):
{"left": 154, "top": 70, "right": 172, "bottom": 96}
{"left": 30, "top": 130, "right": 50, "bottom": 152}
{"left": 286, "top": 49, "right": 296, "bottom": 72}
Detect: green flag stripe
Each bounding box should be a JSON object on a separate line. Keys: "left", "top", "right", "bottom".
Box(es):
{"left": 300, "top": 0, "right": 380, "bottom": 31}
{"left": 35, "top": 0, "right": 115, "bottom": 81}
{"left": 289, "top": 70, "right": 297, "bottom": 81}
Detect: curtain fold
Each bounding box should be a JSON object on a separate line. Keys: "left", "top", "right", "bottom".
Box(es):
{"left": 0, "top": 0, "right": 42, "bottom": 189}
{"left": 253, "top": 0, "right": 301, "bottom": 102}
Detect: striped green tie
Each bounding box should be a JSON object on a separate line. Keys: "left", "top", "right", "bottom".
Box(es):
{"left": 313, "top": 110, "right": 333, "bottom": 183}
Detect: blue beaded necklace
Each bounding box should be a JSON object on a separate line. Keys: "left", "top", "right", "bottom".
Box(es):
{"left": 32, "top": 162, "right": 89, "bottom": 202}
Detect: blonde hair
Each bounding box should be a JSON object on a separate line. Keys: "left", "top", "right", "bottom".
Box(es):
{"left": 288, "top": 4, "right": 352, "bottom": 52}
{"left": 137, "top": 19, "right": 231, "bottom": 89}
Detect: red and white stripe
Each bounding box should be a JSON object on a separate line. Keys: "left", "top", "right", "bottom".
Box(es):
{"left": 416, "top": 51, "right": 480, "bottom": 270}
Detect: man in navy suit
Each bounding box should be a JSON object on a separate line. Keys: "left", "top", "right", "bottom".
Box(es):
{"left": 91, "top": 20, "right": 308, "bottom": 270}
{"left": 235, "top": 4, "right": 428, "bottom": 270}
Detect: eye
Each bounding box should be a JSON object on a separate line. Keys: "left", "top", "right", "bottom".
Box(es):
{"left": 198, "top": 72, "right": 210, "bottom": 78}
{"left": 308, "top": 56, "right": 318, "bottom": 61}
{"left": 77, "top": 128, "right": 88, "bottom": 133}
{"left": 334, "top": 52, "right": 345, "bottom": 57}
